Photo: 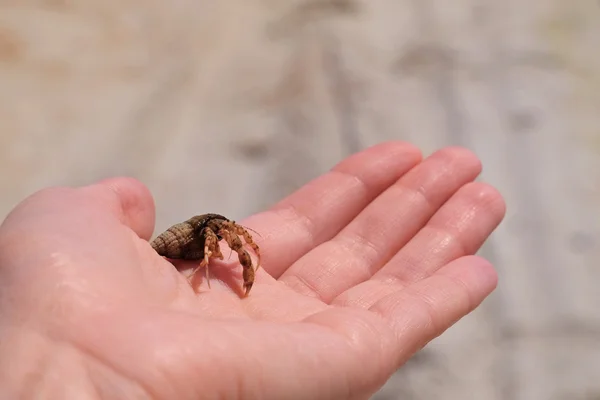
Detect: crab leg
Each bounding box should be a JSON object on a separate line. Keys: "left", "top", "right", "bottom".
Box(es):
{"left": 187, "top": 229, "right": 221, "bottom": 288}
{"left": 231, "top": 224, "right": 261, "bottom": 271}
{"left": 218, "top": 229, "right": 256, "bottom": 296}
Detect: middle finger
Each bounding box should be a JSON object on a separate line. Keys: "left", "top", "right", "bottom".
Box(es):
{"left": 279, "top": 147, "right": 482, "bottom": 302}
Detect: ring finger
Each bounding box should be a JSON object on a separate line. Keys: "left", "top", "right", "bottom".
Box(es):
{"left": 333, "top": 181, "right": 505, "bottom": 308}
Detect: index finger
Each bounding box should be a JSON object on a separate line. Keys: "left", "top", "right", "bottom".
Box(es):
{"left": 241, "top": 141, "right": 423, "bottom": 279}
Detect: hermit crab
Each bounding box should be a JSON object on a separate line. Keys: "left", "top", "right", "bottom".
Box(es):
{"left": 150, "top": 214, "right": 261, "bottom": 296}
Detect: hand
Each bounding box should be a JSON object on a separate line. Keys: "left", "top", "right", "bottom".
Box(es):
{"left": 0, "top": 142, "right": 505, "bottom": 400}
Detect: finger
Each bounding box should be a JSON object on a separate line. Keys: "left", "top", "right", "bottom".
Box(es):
{"left": 278, "top": 147, "right": 482, "bottom": 302}
{"left": 0, "top": 177, "right": 155, "bottom": 241}
{"left": 332, "top": 182, "right": 505, "bottom": 307}
{"left": 0, "top": 178, "right": 157, "bottom": 294}
{"left": 366, "top": 256, "right": 498, "bottom": 364}
{"left": 90, "top": 177, "right": 156, "bottom": 240}
{"left": 373, "top": 182, "right": 505, "bottom": 285}
{"left": 242, "top": 141, "right": 422, "bottom": 278}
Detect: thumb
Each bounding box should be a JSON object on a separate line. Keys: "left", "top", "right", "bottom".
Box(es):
{"left": 0, "top": 177, "right": 158, "bottom": 321}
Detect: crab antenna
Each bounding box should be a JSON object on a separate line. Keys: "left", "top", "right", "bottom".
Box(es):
{"left": 231, "top": 220, "right": 263, "bottom": 238}
{"left": 242, "top": 225, "right": 262, "bottom": 238}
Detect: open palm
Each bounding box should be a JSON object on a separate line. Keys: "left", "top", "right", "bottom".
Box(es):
{"left": 0, "top": 142, "right": 505, "bottom": 400}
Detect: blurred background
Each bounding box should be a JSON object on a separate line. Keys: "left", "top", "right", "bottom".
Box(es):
{"left": 1, "top": 1, "right": 599, "bottom": 398}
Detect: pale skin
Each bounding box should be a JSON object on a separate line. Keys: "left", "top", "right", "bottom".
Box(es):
{"left": 0, "top": 142, "right": 506, "bottom": 399}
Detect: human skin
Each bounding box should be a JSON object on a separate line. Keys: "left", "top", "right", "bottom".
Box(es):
{"left": 0, "top": 142, "right": 505, "bottom": 399}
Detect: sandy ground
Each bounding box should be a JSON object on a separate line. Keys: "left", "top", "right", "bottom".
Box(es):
{"left": 1, "top": 1, "right": 599, "bottom": 398}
